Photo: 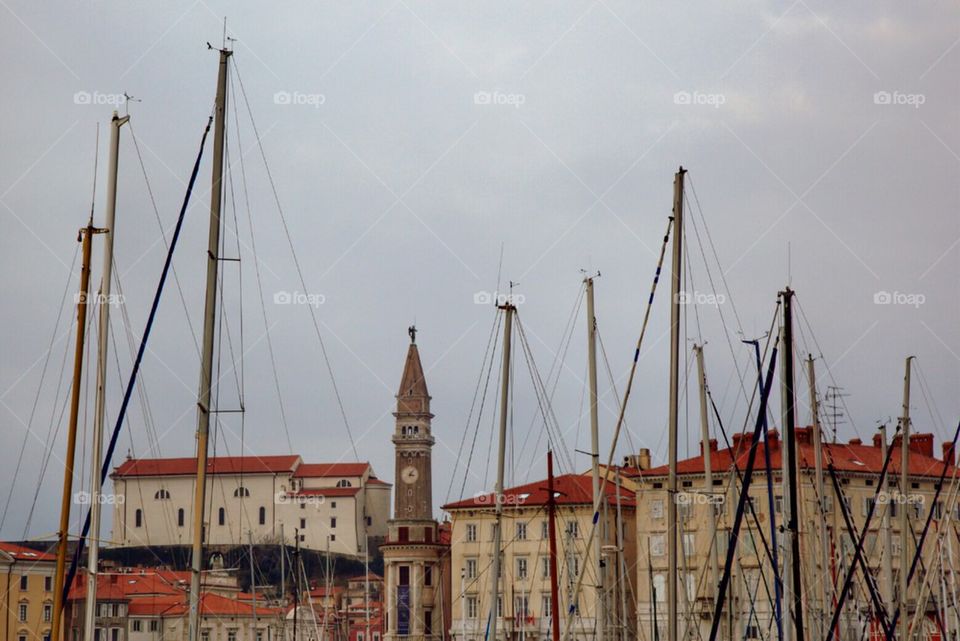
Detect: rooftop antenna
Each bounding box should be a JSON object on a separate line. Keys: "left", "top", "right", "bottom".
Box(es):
{"left": 823, "top": 385, "right": 849, "bottom": 443}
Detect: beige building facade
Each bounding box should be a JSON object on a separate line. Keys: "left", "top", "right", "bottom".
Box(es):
{"left": 1, "top": 542, "right": 57, "bottom": 641}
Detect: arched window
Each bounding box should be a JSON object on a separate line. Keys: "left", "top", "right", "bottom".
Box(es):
{"left": 259, "top": 506, "right": 266, "bottom": 526}
{"left": 336, "top": 479, "right": 352, "bottom": 488}
{"left": 178, "top": 509, "right": 185, "bottom": 527}
{"left": 233, "top": 486, "right": 250, "bottom": 498}
{"left": 135, "top": 509, "right": 142, "bottom": 528}
{"left": 218, "top": 507, "right": 225, "bottom": 526}
{"left": 154, "top": 489, "right": 170, "bottom": 500}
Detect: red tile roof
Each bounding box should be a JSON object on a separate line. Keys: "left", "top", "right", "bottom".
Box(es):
{"left": 442, "top": 473, "right": 636, "bottom": 510}
{"left": 113, "top": 455, "right": 302, "bottom": 478}
{"left": 641, "top": 428, "right": 959, "bottom": 479}
{"left": 0, "top": 542, "right": 56, "bottom": 562}
{"left": 292, "top": 463, "right": 371, "bottom": 479}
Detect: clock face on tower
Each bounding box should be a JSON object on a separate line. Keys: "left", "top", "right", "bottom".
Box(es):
{"left": 401, "top": 465, "right": 420, "bottom": 484}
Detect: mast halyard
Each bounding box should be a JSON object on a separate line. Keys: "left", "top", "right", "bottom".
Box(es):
{"left": 188, "top": 45, "right": 231, "bottom": 641}
{"left": 489, "top": 301, "right": 515, "bottom": 641}
{"left": 84, "top": 109, "right": 128, "bottom": 641}
{"left": 667, "top": 166, "right": 685, "bottom": 641}
{"left": 584, "top": 275, "right": 606, "bottom": 641}
{"left": 52, "top": 219, "right": 104, "bottom": 641}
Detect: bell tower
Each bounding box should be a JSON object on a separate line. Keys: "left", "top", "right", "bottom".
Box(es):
{"left": 383, "top": 327, "right": 449, "bottom": 641}
{"left": 393, "top": 325, "right": 434, "bottom": 520}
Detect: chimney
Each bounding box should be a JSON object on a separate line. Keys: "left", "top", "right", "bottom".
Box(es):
{"left": 700, "top": 439, "right": 718, "bottom": 456}
{"left": 873, "top": 433, "right": 885, "bottom": 449}
{"left": 849, "top": 438, "right": 862, "bottom": 446}
{"left": 944, "top": 442, "right": 956, "bottom": 466}
{"left": 731, "top": 433, "right": 748, "bottom": 456}
{"left": 638, "top": 448, "right": 651, "bottom": 471}
{"left": 911, "top": 433, "right": 934, "bottom": 457}
{"left": 795, "top": 427, "right": 812, "bottom": 445}
{"left": 766, "top": 429, "right": 780, "bottom": 450}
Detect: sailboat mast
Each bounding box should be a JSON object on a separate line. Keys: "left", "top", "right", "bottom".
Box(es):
{"left": 83, "top": 110, "right": 128, "bottom": 641}
{"left": 584, "top": 276, "right": 606, "bottom": 641}
{"left": 879, "top": 423, "right": 894, "bottom": 625}
{"left": 548, "top": 450, "right": 561, "bottom": 641}
{"left": 778, "top": 287, "right": 804, "bottom": 641}
{"left": 899, "top": 356, "right": 914, "bottom": 641}
{"left": 490, "top": 302, "right": 515, "bottom": 641}
{"left": 51, "top": 220, "right": 101, "bottom": 641}
{"left": 189, "top": 47, "right": 231, "bottom": 641}
{"left": 806, "top": 355, "right": 831, "bottom": 641}
{"left": 694, "top": 344, "right": 719, "bottom": 603}
{"left": 667, "top": 166, "right": 685, "bottom": 641}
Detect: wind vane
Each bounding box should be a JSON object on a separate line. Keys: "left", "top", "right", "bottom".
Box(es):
{"left": 408, "top": 325, "right": 417, "bottom": 344}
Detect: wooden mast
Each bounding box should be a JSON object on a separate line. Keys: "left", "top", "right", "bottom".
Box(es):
{"left": 807, "top": 354, "right": 831, "bottom": 641}
{"left": 584, "top": 275, "right": 606, "bottom": 641}
{"left": 899, "top": 356, "right": 915, "bottom": 641}
{"left": 83, "top": 110, "right": 128, "bottom": 641}
{"left": 548, "top": 451, "right": 561, "bottom": 641}
{"left": 188, "top": 46, "right": 231, "bottom": 641}
{"left": 694, "top": 344, "right": 719, "bottom": 604}
{"left": 667, "top": 166, "right": 685, "bottom": 641}
{"left": 51, "top": 219, "right": 103, "bottom": 641}
{"left": 489, "top": 301, "right": 515, "bottom": 641}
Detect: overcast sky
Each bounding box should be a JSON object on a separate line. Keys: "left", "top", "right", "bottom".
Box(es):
{"left": 1, "top": 1, "right": 958, "bottom": 541}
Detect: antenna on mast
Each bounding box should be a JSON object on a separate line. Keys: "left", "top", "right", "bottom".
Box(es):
{"left": 823, "top": 386, "right": 848, "bottom": 443}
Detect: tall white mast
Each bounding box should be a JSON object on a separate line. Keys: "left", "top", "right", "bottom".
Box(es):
{"left": 807, "top": 355, "right": 830, "bottom": 641}
{"left": 694, "top": 344, "right": 719, "bottom": 604}
{"left": 189, "top": 47, "right": 231, "bottom": 641}
{"left": 899, "top": 356, "right": 915, "bottom": 641}
{"left": 489, "top": 302, "right": 515, "bottom": 641}
{"left": 585, "top": 275, "right": 606, "bottom": 641}
{"left": 84, "top": 110, "right": 128, "bottom": 641}
{"left": 879, "top": 423, "right": 894, "bottom": 621}
{"left": 667, "top": 166, "right": 685, "bottom": 641}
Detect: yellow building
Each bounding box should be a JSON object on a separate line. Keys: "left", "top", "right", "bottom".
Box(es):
{"left": 443, "top": 472, "right": 636, "bottom": 641}
{"left": 1, "top": 542, "right": 57, "bottom": 641}
{"left": 635, "top": 428, "right": 960, "bottom": 641}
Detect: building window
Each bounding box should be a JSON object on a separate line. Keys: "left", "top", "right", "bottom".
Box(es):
{"left": 300, "top": 518, "right": 306, "bottom": 529}
{"left": 201, "top": 631, "right": 210, "bottom": 641}
{"left": 516, "top": 557, "right": 528, "bottom": 580}
{"left": 234, "top": 487, "right": 250, "bottom": 498}
{"left": 541, "top": 594, "right": 552, "bottom": 618}
{"left": 650, "top": 499, "right": 664, "bottom": 519}
{"left": 541, "top": 521, "right": 549, "bottom": 539}
{"left": 541, "top": 555, "right": 550, "bottom": 579}
{"left": 331, "top": 517, "right": 337, "bottom": 528}
{"left": 228, "top": 630, "right": 237, "bottom": 641}
{"left": 331, "top": 502, "right": 337, "bottom": 509}
{"left": 466, "top": 523, "right": 477, "bottom": 542}
{"left": 259, "top": 506, "right": 266, "bottom": 525}
{"left": 425, "top": 566, "right": 433, "bottom": 586}
{"left": 300, "top": 501, "right": 305, "bottom": 510}
{"left": 329, "top": 534, "right": 335, "bottom": 541}
{"left": 149, "top": 620, "right": 159, "bottom": 632}
{"left": 218, "top": 507, "right": 226, "bottom": 526}
{"left": 135, "top": 509, "right": 143, "bottom": 528}
{"left": 44, "top": 576, "right": 52, "bottom": 592}
{"left": 19, "top": 575, "right": 27, "bottom": 590}
{"left": 398, "top": 526, "right": 409, "bottom": 542}
{"left": 653, "top": 573, "right": 666, "bottom": 602}
{"left": 683, "top": 533, "right": 696, "bottom": 556}
{"left": 399, "top": 566, "right": 410, "bottom": 586}
{"left": 466, "top": 558, "right": 478, "bottom": 579}
{"left": 366, "top": 516, "right": 372, "bottom": 526}
{"left": 650, "top": 534, "right": 665, "bottom": 557}
{"left": 336, "top": 479, "right": 353, "bottom": 488}
{"left": 154, "top": 489, "right": 171, "bottom": 500}
{"left": 299, "top": 534, "right": 305, "bottom": 542}
{"left": 178, "top": 508, "right": 185, "bottom": 527}
{"left": 43, "top": 603, "right": 52, "bottom": 622}
{"left": 18, "top": 602, "right": 27, "bottom": 621}
{"left": 256, "top": 631, "right": 264, "bottom": 641}
{"left": 516, "top": 522, "right": 527, "bottom": 540}
{"left": 132, "top": 621, "right": 142, "bottom": 632}
{"left": 514, "top": 595, "right": 529, "bottom": 618}
{"left": 466, "top": 596, "right": 478, "bottom": 618}
{"left": 424, "top": 609, "right": 433, "bottom": 635}
{"left": 566, "top": 521, "right": 579, "bottom": 538}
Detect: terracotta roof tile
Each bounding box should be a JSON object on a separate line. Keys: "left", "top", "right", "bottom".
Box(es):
{"left": 442, "top": 473, "right": 636, "bottom": 510}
